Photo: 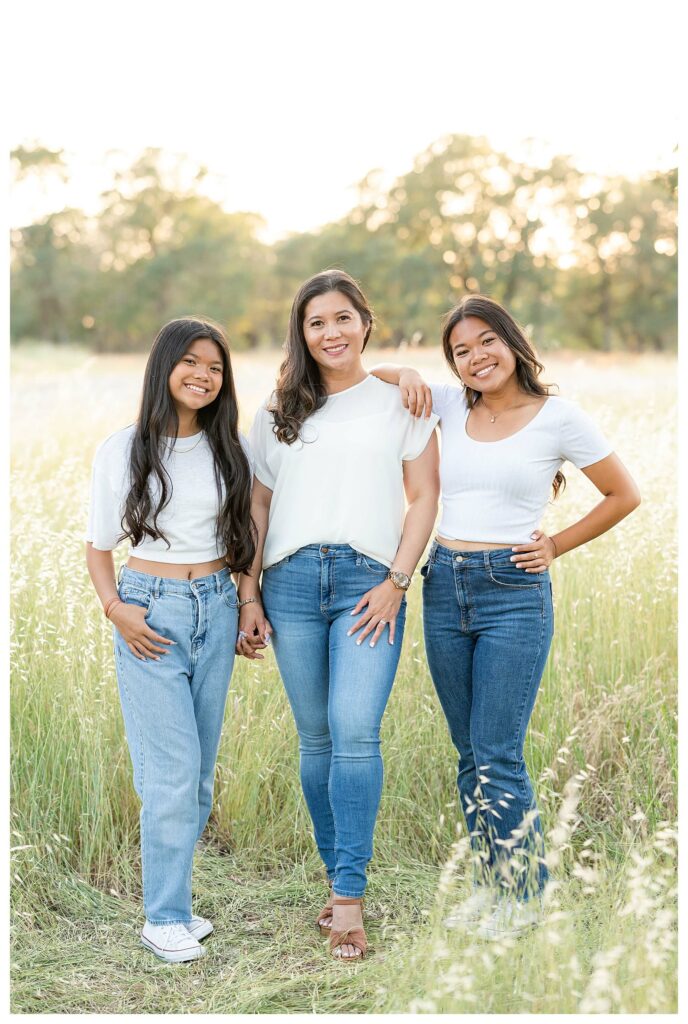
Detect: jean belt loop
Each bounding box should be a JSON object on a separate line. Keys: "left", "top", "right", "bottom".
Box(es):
{"left": 215, "top": 571, "right": 221, "bottom": 594}
{"left": 153, "top": 576, "right": 161, "bottom": 600}
{"left": 116, "top": 563, "right": 124, "bottom": 585}
{"left": 483, "top": 549, "right": 491, "bottom": 569}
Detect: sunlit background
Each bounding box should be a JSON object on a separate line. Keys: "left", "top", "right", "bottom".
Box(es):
{"left": 8, "top": 0, "right": 679, "bottom": 235}
{"left": 9, "top": 0, "right": 678, "bottom": 353}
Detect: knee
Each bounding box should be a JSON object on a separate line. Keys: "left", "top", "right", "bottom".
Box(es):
{"left": 330, "top": 715, "right": 379, "bottom": 757}
{"left": 470, "top": 745, "right": 524, "bottom": 791}
{"left": 297, "top": 722, "right": 332, "bottom": 756}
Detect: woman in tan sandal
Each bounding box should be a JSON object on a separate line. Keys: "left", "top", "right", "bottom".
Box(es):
{"left": 237, "top": 270, "right": 439, "bottom": 960}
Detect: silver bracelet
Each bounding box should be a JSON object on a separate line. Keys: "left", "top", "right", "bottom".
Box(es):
{"left": 238, "top": 596, "right": 259, "bottom": 608}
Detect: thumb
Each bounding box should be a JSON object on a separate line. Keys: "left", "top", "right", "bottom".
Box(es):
{"left": 531, "top": 530, "right": 542, "bottom": 540}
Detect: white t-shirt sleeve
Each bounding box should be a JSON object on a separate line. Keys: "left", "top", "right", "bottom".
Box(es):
{"left": 399, "top": 406, "right": 439, "bottom": 461}
{"left": 558, "top": 399, "right": 614, "bottom": 468}
{"left": 85, "top": 437, "right": 127, "bottom": 551}
{"left": 247, "top": 405, "right": 276, "bottom": 490}
{"left": 239, "top": 432, "right": 254, "bottom": 480}
{"left": 430, "top": 381, "right": 460, "bottom": 420}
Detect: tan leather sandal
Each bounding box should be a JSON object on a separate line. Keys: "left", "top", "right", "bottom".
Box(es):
{"left": 328, "top": 896, "right": 367, "bottom": 962}
{"left": 316, "top": 880, "right": 334, "bottom": 935}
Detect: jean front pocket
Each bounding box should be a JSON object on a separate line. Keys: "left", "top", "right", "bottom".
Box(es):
{"left": 420, "top": 559, "right": 434, "bottom": 581}
{"left": 220, "top": 580, "right": 238, "bottom": 609}
{"left": 357, "top": 553, "right": 389, "bottom": 576}
{"left": 118, "top": 584, "right": 156, "bottom": 614}
{"left": 263, "top": 554, "right": 291, "bottom": 574}
{"left": 487, "top": 564, "right": 543, "bottom": 590}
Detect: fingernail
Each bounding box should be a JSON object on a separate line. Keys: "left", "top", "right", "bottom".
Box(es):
{"left": 369, "top": 641, "right": 375, "bottom": 648}
{"left": 347, "top": 629, "right": 353, "bottom": 636}
{"left": 350, "top": 609, "right": 356, "bottom": 615}
{"left": 356, "top": 640, "right": 362, "bottom": 646}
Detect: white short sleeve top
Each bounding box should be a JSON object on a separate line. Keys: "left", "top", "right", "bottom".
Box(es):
{"left": 85, "top": 425, "right": 253, "bottom": 562}
{"left": 430, "top": 383, "right": 613, "bottom": 544}
{"left": 249, "top": 375, "right": 438, "bottom": 569}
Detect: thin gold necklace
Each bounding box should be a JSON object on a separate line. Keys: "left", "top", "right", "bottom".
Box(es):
{"left": 481, "top": 399, "right": 526, "bottom": 424}
{"left": 163, "top": 431, "right": 204, "bottom": 454}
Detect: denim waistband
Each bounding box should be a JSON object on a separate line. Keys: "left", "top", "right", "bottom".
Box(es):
{"left": 118, "top": 564, "right": 233, "bottom": 597}
{"left": 286, "top": 544, "right": 365, "bottom": 560}
{"left": 429, "top": 540, "right": 519, "bottom": 569}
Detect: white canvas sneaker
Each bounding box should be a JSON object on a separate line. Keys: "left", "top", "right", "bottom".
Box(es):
{"left": 187, "top": 914, "right": 214, "bottom": 941}
{"left": 140, "top": 921, "right": 205, "bottom": 962}
{"left": 473, "top": 896, "right": 543, "bottom": 940}
{"left": 444, "top": 887, "right": 497, "bottom": 928}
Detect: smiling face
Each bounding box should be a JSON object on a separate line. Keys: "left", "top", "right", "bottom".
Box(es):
{"left": 167, "top": 337, "right": 224, "bottom": 423}
{"left": 448, "top": 316, "right": 518, "bottom": 394}
{"left": 302, "top": 290, "right": 369, "bottom": 376}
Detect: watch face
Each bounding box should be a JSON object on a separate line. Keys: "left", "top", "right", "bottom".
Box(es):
{"left": 389, "top": 570, "right": 411, "bottom": 590}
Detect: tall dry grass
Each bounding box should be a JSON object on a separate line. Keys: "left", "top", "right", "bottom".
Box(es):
{"left": 10, "top": 346, "right": 677, "bottom": 1013}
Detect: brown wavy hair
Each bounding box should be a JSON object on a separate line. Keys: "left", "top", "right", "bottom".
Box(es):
{"left": 122, "top": 316, "right": 256, "bottom": 570}
{"left": 270, "top": 269, "right": 374, "bottom": 444}
{"left": 442, "top": 294, "right": 565, "bottom": 499}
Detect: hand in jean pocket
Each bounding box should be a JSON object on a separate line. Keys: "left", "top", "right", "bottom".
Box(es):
{"left": 110, "top": 601, "right": 174, "bottom": 661}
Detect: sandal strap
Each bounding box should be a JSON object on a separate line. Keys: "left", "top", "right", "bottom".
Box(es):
{"left": 329, "top": 925, "right": 368, "bottom": 957}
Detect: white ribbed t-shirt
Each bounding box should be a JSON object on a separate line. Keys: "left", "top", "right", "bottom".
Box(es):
{"left": 86, "top": 425, "right": 252, "bottom": 563}
{"left": 430, "top": 383, "right": 613, "bottom": 544}
{"left": 249, "top": 375, "right": 438, "bottom": 569}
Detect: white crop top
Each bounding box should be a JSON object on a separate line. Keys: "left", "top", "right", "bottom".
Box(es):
{"left": 430, "top": 383, "right": 613, "bottom": 544}
{"left": 86, "top": 424, "right": 252, "bottom": 563}
{"left": 249, "top": 375, "right": 438, "bottom": 569}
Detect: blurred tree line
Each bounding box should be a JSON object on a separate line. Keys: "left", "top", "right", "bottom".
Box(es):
{"left": 10, "top": 136, "right": 677, "bottom": 352}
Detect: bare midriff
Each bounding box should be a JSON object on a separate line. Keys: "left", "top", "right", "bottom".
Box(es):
{"left": 436, "top": 536, "right": 513, "bottom": 552}
{"left": 126, "top": 555, "right": 228, "bottom": 580}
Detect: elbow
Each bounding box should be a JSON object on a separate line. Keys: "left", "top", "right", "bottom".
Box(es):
{"left": 622, "top": 484, "right": 641, "bottom": 516}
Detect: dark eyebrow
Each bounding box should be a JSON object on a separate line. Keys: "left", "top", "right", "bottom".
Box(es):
{"left": 307, "top": 308, "right": 354, "bottom": 321}
{"left": 184, "top": 349, "right": 222, "bottom": 366}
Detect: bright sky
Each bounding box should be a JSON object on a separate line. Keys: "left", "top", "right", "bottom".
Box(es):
{"left": 8, "top": 0, "right": 679, "bottom": 241}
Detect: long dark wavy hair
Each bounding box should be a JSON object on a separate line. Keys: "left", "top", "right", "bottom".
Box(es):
{"left": 442, "top": 294, "right": 565, "bottom": 498}
{"left": 270, "top": 269, "right": 374, "bottom": 444}
{"left": 122, "top": 317, "right": 256, "bottom": 570}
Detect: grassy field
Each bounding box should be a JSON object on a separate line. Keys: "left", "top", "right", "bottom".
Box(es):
{"left": 10, "top": 345, "right": 677, "bottom": 1013}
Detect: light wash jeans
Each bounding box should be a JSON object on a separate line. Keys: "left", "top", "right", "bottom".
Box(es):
{"left": 261, "top": 544, "right": 406, "bottom": 898}
{"left": 113, "top": 565, "right": 238, "bottom": 924}
{"left": 421, "top": 541, "right": 553, "bottom": 899}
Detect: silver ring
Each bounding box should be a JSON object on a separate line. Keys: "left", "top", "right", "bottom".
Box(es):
{"left": 379, "top": 619, "right": 388, "bottom": 625}
{"left": 237, "top": 630, "right": 248, "bottom": 642}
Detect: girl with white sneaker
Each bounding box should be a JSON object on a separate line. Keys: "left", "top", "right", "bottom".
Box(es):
{"left": 86, "top": 317, "right": 254, "bottom": 962}
{"left": 372, "top": 294, "right": 640, "bottom": 939}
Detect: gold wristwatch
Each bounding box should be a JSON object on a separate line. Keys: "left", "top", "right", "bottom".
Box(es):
{"left": 387, "top": 569, "right": 412, "bottom": 591}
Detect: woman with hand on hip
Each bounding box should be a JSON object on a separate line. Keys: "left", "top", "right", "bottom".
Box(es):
{"left": 85, "top": 317, "right": 254, "bottom": 962}
{"left": 237, "top": 270, "right": 439, "bottom": 961}
{"left": 371, "top": 294, "right": 640, "bottom": 939}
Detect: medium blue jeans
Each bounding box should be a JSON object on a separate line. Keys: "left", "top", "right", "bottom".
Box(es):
{"left": 421, "top": 541, "right": 553, "bottom": 898}
{"left": 113, "top": 566, "right": 238, "bottom": 924}
{"left": 261, "top": 544, "right": 406, "bottom": 898}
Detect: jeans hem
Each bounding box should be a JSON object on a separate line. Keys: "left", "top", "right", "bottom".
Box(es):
{"left": 145, "top": 917, "right": 193, "bottom": 926}
{"left": 332, "top": 888, "right": 366, "bottom": 899}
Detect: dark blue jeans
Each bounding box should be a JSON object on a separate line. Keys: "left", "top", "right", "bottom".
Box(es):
{"left": 261, "top": 544, "right": 406, "bottom": 897}
{"left": 421, "top": 541, "right": 553, "bottom": 898}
